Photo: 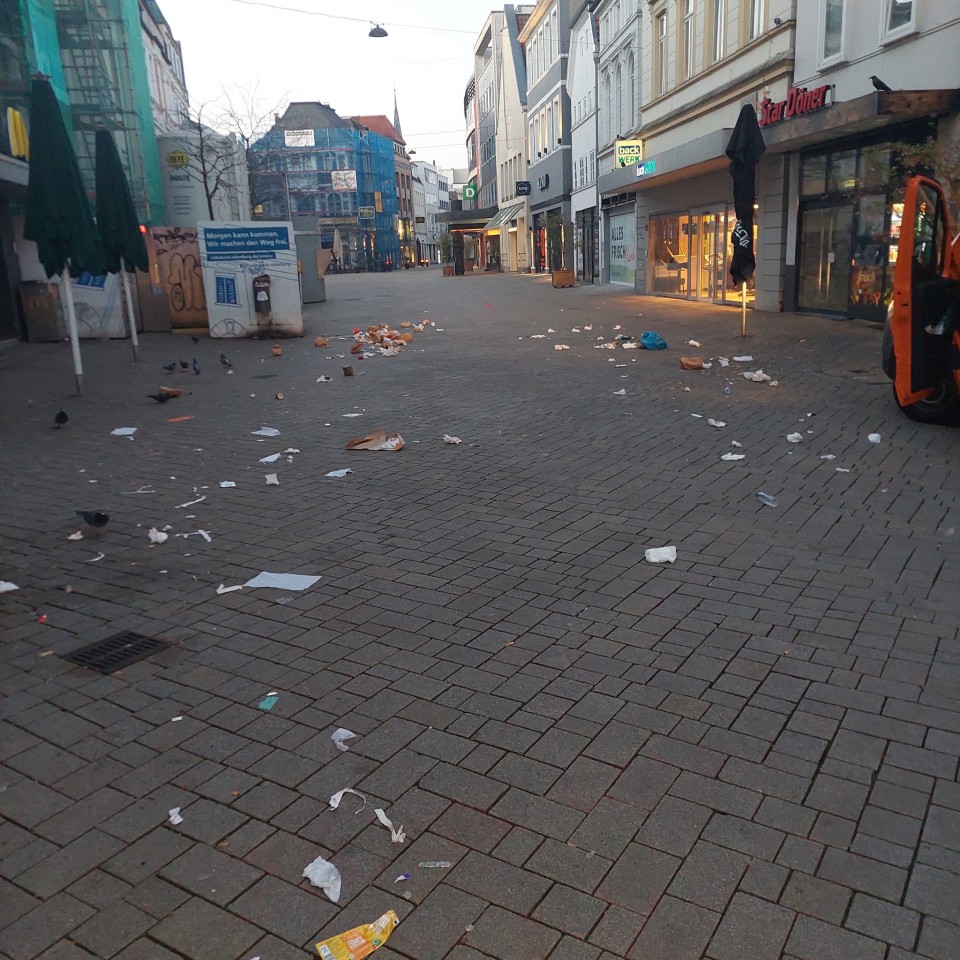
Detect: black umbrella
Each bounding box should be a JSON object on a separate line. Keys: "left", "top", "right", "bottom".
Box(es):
{"left": 23, "top": 76, "right": 104, "bottom": 393}
{"left": 725, "top": 104, "right": 766, "bottom": 333}
{"left": 95, "top": 128, "right": 148, "bottom": 360}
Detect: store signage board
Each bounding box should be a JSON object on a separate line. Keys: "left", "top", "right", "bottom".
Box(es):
{"left": 616, "top": 139, "right": 644, "bottom": 167}
{"left": 516, "top": 180, "right": 532, "bottom": 196}
{"left": 759, "top": 85, "right": 832, "bottom": 127}
{"left": 359, "top": 206, "right": 376, "bottom": 220}
{"left": 636, "top": 159, "right": 657, "bottom": 178}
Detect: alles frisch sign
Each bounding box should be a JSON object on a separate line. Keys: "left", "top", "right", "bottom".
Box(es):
{"left": 759, "top": 85, "right": 831, "bottom": 127}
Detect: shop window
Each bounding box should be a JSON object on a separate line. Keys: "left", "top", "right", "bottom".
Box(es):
{"left": 858, "top": 145, "right": 890, "bottom": 190}
{"left": 819, "top": 0, "right": 845, "bottom": 65}
{"left": 881, "top": 0, "right": 915, "bottom": 43}
{"left": 801, "top": 155, "right": 827, "bottom": 196}
{"left": 828, "top": 150, "right": 857, "bottom": 194}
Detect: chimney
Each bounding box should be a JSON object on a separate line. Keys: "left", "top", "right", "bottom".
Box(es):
{"left": 274, "top": 113, "right": 280, "bottom": 123}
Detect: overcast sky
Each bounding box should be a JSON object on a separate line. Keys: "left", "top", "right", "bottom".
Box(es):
{"left": 160, "top": 0, "right": 498, "bottom": 171}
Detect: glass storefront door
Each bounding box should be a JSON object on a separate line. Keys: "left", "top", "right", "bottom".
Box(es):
{"left": 797, "top": 201, "right": 854, "bottom": 314}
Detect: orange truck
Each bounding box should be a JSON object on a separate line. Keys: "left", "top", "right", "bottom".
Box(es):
{"left": 883, "top": 175, "right": 960, "bottom": 423}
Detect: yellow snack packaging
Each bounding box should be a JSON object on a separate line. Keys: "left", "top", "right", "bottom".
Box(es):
{"left": 315, "top": 910, "right": 399, "bottom": 960}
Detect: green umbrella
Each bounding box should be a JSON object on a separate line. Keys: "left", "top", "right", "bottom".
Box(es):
{"left": 95, "top": 128, "right": 148, "bottom": 360}
{"left": 24, "top": 77, "right": 104, "bottom": 394}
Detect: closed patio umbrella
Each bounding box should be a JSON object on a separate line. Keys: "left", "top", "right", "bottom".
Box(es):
{"left": 725, "top": 103, "right": 766, "bottom": 336}
{"left": 23, "top": 76, "right": 104, "bottom": 394}
{"left": 95, "top": 128, "right": 148, "bottom": 360}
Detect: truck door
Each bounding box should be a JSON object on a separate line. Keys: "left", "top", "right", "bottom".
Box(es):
{"left": 890, "top": 176, "right": 958, "bottom": 406}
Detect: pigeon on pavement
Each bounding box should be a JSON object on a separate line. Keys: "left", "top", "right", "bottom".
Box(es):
{"left": 76, "top": 509, "right": 109, "bottom": 528}
{"left": 54, "top": 410, "right": 68, "bottom": 428}
{"left": 220, "top": 353, "right": 232, "bottom": 368}
{"left": 147, "top": 393, "right": 173, "bottom": 403}
{"left": 192, "top": 358, "right": 201, "bottom": 376}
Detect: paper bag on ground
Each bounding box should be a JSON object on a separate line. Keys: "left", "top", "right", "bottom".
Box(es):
{"left": 314, "top": 910, "right": 399, "bottom": 960}
{"left": 346, "top": 430, "right": 405, "bottom": 452}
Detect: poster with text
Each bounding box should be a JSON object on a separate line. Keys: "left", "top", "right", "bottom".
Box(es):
{"left": 608, "top": 213, "right": 636, "bottom": 286}
{"left": 331, "top": 169, "right": 358, "bottom": 192}
{"left": 197, "top": 221, "right": 303, "bottom": 338}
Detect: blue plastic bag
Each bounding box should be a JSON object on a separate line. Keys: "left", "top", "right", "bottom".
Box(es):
{"left": 641, "top": 331, "right": 668, "bottom": 350}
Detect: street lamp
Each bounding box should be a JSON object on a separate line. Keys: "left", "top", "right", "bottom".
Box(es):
{"left": 369, "top": 23, "right": 388, "bottom": 37}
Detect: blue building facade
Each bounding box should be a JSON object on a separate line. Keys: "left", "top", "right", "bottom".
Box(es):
{"left": 250, "top": 102, "right": 401, "bottom": 272}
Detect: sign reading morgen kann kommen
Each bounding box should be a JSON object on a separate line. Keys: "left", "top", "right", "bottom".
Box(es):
{"left": 197, "top": 222, "right": 303, "bottom": 338}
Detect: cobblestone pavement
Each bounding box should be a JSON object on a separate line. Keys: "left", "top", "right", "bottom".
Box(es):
{"left": 1, "top": 269, "right": 959, "bottom": 960}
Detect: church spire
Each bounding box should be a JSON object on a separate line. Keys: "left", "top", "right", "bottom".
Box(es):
{"left": 393, "top": 89, "right": 402, "bottom": 136}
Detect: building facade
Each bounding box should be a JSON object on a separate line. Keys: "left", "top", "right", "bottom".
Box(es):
{"left": 412, "top": 159, "right": 449, "bottom": 264}
{"left": 140, "top": 0, "right": 188, "bottom": 135}
{"left": 250, "top": 102, "right": 401, "bottom": 272}
{"left": 569, "top": 0, "right": 599, "bottom": 282}
{"left": 520, "top": 0, "right": 573, "bottom": 273}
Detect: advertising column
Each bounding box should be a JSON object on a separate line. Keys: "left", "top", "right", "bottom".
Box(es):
{"left": 196, "top": 221, "right": 303, "bottom": 338}
{"left": 608, "top": 212, "right": 636, "bottom": 286}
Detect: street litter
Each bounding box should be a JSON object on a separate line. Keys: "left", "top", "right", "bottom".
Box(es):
{"left": 707, "top": 419, "right": 726, "bottom": 428}
{"left": 614, "top": 324, "right": 622, "bottom": 330}
{"left": 168, "top": 807, "right": 183, "bottom": 825}
{"left": 571, "top": 327, "right": 580, "bottom": 333}
{"left": 0, "top": 581, "right": 19, "bottom": 593}
{"left": 342, "top": 413, "right": 364, "bottom": 418}
{"left": 252, "top": 427, "right": 281, "bottom": 437}
{"left": 718, "top": 357, "right": 730, "bottom": 367}
{"left": 530, "top": 334, "right": 545, "bottom": 339}
{"left": 325, "top": 469, "right": 353, "bottom": 478}
{"left": 83, "top": 553, "right": 105, "bottom": 563}
{"left": 419, "top": 861, "right": 454, "bottom": 868}
{"left": 217, "top": 583, "right": 243, "bottom": 594}
{"left": 110, "top": 427, "right": 137, "bottom": 437}
{"left": 175, "top": 495, "right": 206, "bottom": 508}
{"left": 259, "top": 453, "right": 281, "bottom": 463}
{"left": 67, "top": 531, "right": 84, "bottom": 540}
{"left": 395, "top": 874, "right": 411, "bottom": 883}
{"left": 731, "top": 440, "right": 743, "bottom": 447}
{"left": 702, "top": 362, "right": 713, "bottom": 370}
{"left": 613, "top": 389, "right": 626, "bottom": 396}
{"left": 547, "top": 328, "right": 556, "bottom": 333}
{"left": 346, "top": 431, "right": 405, "bottom": 451}
{"left": 645, "top": 546, "right": 677, "bottom": 563}
{"left": 329, "top": 788, "right": 367, "bottom": 813}
{"left": 743, "top": 370, "right": 772, "bottom": 382}
{"left": 265, "top": 474, "right": 279, "bottom": 485}
{"left": 836, "top": 467, "right": 851, "bottom": 473}
{"left": 312, "top": 910, "right": 399, "bottom": 960}
{"left": 641, "top": 331, "right": 668, "bottom": 349}
{"left": 756, "top": 492, "right": 778, "bottom": 508}
{"left": 258, "top": 692, "right": 279, "bottom": 711}
{"left": 554, "top": 344, "right": 570, "bottom": 351}
{"left": 302, "top": 855, "right": 342, "bottom": 903}
{"left": 244, "top": 572, "right": 321, "bottom": 590}
{"left": 120, "top": 485, "right": 156, "bottom": 495}
{"left": 331, "top": 728, "right": 357, "bottom": 752}
{"left": 374, "top": 808, "right": 406, "bottom": 843}
{"left": 343, "top": 366, "right": 355, "bottom": 376}
{"left": 721, "top": 453, "right": 746, "bottom": 461}
{"left": 820, "top": 454, "right": 836, "bottom": 460}
{"left": 733, "top": 355, "right": 753, "bottom": 362}
{"left": 868, "top": 433, "right": 881, "bottom": 443}
{"left": 787, "top": 432, "right": 803, "bottom": 443}
{"left": 443, "top": 435, "right": 462, "bottom": 444}
{"left": 175, "top": 529, "right": 212, "bottom": 542}
{"left": 317, "top": 376, "right": 332, "bottom": 382}
{"left": 314, "top": 336, "right": 330, "bottom": 348}
{"left": 691, "top": 413, "right": 703, "bottom": 418}
{"left": 688, "top": 340, "right": 702, "bottom": 347}
{"left": 147, "top": 528, "right": 168, "bottom": 545}
{"left": 621, "top": 341, "right": 639, "bottom": 349}
{"left": 219, "top": 481, "right": 237, "bottom": 488}
{"left": 584, "top": 324, "right": 593, "bottom": 331}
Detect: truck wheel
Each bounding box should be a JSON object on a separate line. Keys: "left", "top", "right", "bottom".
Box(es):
{"left": 893, "top": 380, "right": 960, "bottom": 425}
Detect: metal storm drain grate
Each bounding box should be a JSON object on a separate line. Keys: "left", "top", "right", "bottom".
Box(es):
{"left": 62, "top": 632, "right": 170, "bottom": 674}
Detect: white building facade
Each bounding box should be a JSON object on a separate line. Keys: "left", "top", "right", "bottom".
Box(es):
{"left": 139, "top": 0, "right": 188, "bottom": 135}
{"left": 569, "top": 0, "right": 599, "bottom": 282}
{"left": 413, "top": 159, "right": 449, "bottom": 264}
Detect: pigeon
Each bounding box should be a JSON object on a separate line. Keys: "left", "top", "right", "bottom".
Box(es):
{"left": 192, "top": 358, "right": 200, "bottom": 376}
{"left": 179, "top": 361, "right": 190, "bottom": 370}
{"left": 870, "top": 75, "right": 892, "bottom": 92}
{"left": 162, "top": 362, "right": 176, "bottom": 372}
{"left": 191, "top": 335, "right": 201, "bottom": 344}
{"left": 220, "top": 353, "right": 232, "bottom": 368}
{"left": 54, "top": 410, "right": 68, "bottom": 428}
{"left": 76, "top": 509, "right": 109, "bottom": 528}
{"left": 147, "top": 393, "right": 173, "bottom": 403}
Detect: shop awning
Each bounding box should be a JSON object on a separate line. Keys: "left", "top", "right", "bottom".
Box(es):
{"left": 483, "top": 202, "right": 524, "bottom": 231}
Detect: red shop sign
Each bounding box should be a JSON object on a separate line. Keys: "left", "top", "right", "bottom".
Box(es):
{"left": 759, "top": 85, "right": 832, "bottom": 127}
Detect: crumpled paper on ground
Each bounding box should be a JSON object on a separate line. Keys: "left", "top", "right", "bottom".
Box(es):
{"left": 244, "top": 572, "right": 321, "bottom": 590}
{"left": 303, "top": 854, "right": 342, "bottom": 902}
{"left": 312, "top": 910, "right": 399, "bottom": 960}
{"left": 345, "top": 430, "right": 405, "bottom": 452}
{"left": 331, "top": 728, "right": 357, "bottom": 751}
{"left": 645, "top": 546, "right": 677, "bottom": 563}
{"left": 168, "top": 807, "right": 183, "bottom": 825}
{"left": 330, "top": 788, "right": 367, "bottom": 812}
{"left": 147, "top": 527, "right": 168, "bottom": 544}
{"left": 443, "top": 435, "right": 462, "bottom": 445}
{"left": 375, "top": 808, "right": 406, "bottom": 843}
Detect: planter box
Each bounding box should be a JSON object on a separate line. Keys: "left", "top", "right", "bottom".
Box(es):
{"left": 552, "top": 269, "right": 575, "bottom": 288}
{"left": 442, "top": 265, "right": 455, "bottom": 277}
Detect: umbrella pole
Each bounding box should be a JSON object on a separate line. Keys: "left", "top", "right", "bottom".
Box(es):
{"left": 119, "top": 268, "right": 139, "bottom": 361}
{"left": 741, "top": 283, "right": 747, "bottom": 337}
{"left": 60, "top": 271, "right": 83, "bottom": 395}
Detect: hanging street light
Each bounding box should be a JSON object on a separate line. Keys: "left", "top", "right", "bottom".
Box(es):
{"left": 369, "top": 23, "right": 388, "bottom": 38}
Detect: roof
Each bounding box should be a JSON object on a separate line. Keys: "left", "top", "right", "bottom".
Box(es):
{"left": 351, "top": 115, "right": 406, "bottom": 145}
{"left": 278, "top": 102, "right": 355, "bottom": 130}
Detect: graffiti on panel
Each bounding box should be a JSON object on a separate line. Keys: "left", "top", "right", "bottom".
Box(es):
{"left": 151, "top": 226, "right": 208, "bottom": 328}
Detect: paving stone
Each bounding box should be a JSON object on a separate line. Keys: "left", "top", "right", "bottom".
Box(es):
{"left": 669, "top": 771, "right": 761, "bottom": 819}
{"left": 548, "top": 935, "right": 601, "bottom": 960}
{"left": 160, "top": 842, "right": 263, "bottom": 906}
{"left": 0, "top": 892, "right": 95, "bottom": 960}
{"left": 230, "top": 874, "right": 336, "bottom": 943}
{"left": 66, "top": 868, "right": 132, "bottom": 909}
{"left": 608, "top": 756, "right": 680, "bottom": 810}
{"left": 526, "top": 837, "right": 612, "bottom": 894}
{"left": 447, "top": 849, "right": 552, "bottom": 913}
{"left": 71, "top": 900, "right": 155, "bottom": 959}
{"left": 151, "top": 896, "right": 262, "bottom": 960}
{"left": 493, "top": 825, "right": 545, "bottom": 866}
{"left": 432, "top": 803, "right": 511, "bottom": 854}
{"left": 18, "top": 828, "right": 125, "bottom": 898}
{"left": 490, "top": 753, "right": 563, "bottom": 795}
{"left": 805, "top": 773, "right": 870, "bottom": 820}
{"left": 918, "top": 916, "right": 960, "bottom": 960}
{"left": 629, "top": 895, "right": 720, "bottom": 960}
{"left": 534, "top": 884, "right": 606, "bottom": 938}
{"left": 667, "top": 841, "right": 748, "bottom": 911}
{"left": 845, "top": 892, "right": 920, "bottom": 950}
{"left": 422, "top": 762, "right": 508, "bottom": 811}
{"left": 780, "top": 872, "right": 851, "bottom": 923}
{"left": 103, "top": 828, "right": 194, "bottom": 884}
{"left": 595, "top": 842, "right": 680, "bottom": 916}
{"left": 491, "top": 789, "right": 584, "bottom": 841}
{"left": 905, "top": 863, "right": 960, "bottom": 924}
{"left": 738, "top": 859, "right": 788, "bottom": 902}
{"left": 817, "top": 848, "right": 907, "bottom": 902}
{"left": 785, "top": 916, "right": 886, "bottom": 960}
{"left": 588, "top": 904, "right": 645, "bottom": 955}
{"left": 466, "top": 905, "right": 561, "bottom": 960}
{"left": 389, "top": 883, "right": 486, "bottom": 960}
{"left": 0, "top": 779, "right": 72, "bottom": 828}
{"left": 707, "top": 892, "right": 795, "bottom": 960}
{"left": 570, "top": 797, "right": 644, "bottom": 860}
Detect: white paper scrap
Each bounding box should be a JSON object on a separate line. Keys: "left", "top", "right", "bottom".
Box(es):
{"left": 216, "top": 583, "right": 243, "bottom": 595}
{"left": 265, "top": 473, "right": 279, "bottom": 486}
{"left": 342, "top": 413, "right": 363, "bottom": 418}
{"left": 868, "top": 433, "right": 881, "bottom": 444}
{"left": 252, "top": 427, "right": 281, "bottom": 437}
{"left": 820, "top": 454, "right": 836, "bottom": 460}
{"left": 733, "top": 356, "right": 753, "bottom": 362}
{"left": 168, "top": 807, "right": 183, "bottom": 825}
{"left": 688, "top": 340, "right": 702, "bottom": 347}
{"left": 325, "top": 469, "right": 353, "bottom": 478}
{"left": 110, "top": 427, "right": 137, "bottom": 437}
{"left": 721, "top": 453, "right": 746, "bottom": 461}
{"left": 176, "top": 495, "right": 206, "bottom": 509}
{"left": 244, "top": 572, "right": 321, "bottom": 590}
{"left": 375, "top": 808, "right": 406, "bottom": 844}
{"left": 302, "top": 855, "right": 342, "bottom": 903}
{"left": 787, "top": 432, "right": 803, "bottom": 443}
{"left": 0, "top": 581, "right": 19, "bottom": 593}
{"left": 67, "top": 531, "right": 84, "bottom": 541}
{"left": 530, "top": 334, "right": 545, "bottom": 339}
{"left": 443, "top": 435, "right": 462, "bottom": 445}
{"left": 219, "top": 481, "right": 237, "bottom": 488}
{"left": 331, "top": 728, "right": 357, "bottom": 752}
{"left": 645, "top": 546, "right": 677, "bottom": 563}
{"left": 554, "top": 344, "right": 570, "bottom": 351}
{"left": 259, "top": 453, "right": 281, "bottom": 464}
{"left": 836, "top": 467, "right": 851, "bottom": 472}
{"left": 613, "top": 389, "right": 626, "bottom": 396}
{"left": 329, "top": 788, "right": 367, "bottom": 813}
{"left": 707, "top": 419, "right": 726, "bottom": 428}
{"left": 731, "top": 440, "right": 743, "bottom": 448}
{"left": 148, "top": 527, "right": 168, "bottom": 545}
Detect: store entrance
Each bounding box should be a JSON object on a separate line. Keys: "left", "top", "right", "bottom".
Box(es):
{"left": 797, "top": 200, "right": 854, "bottom": 314}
